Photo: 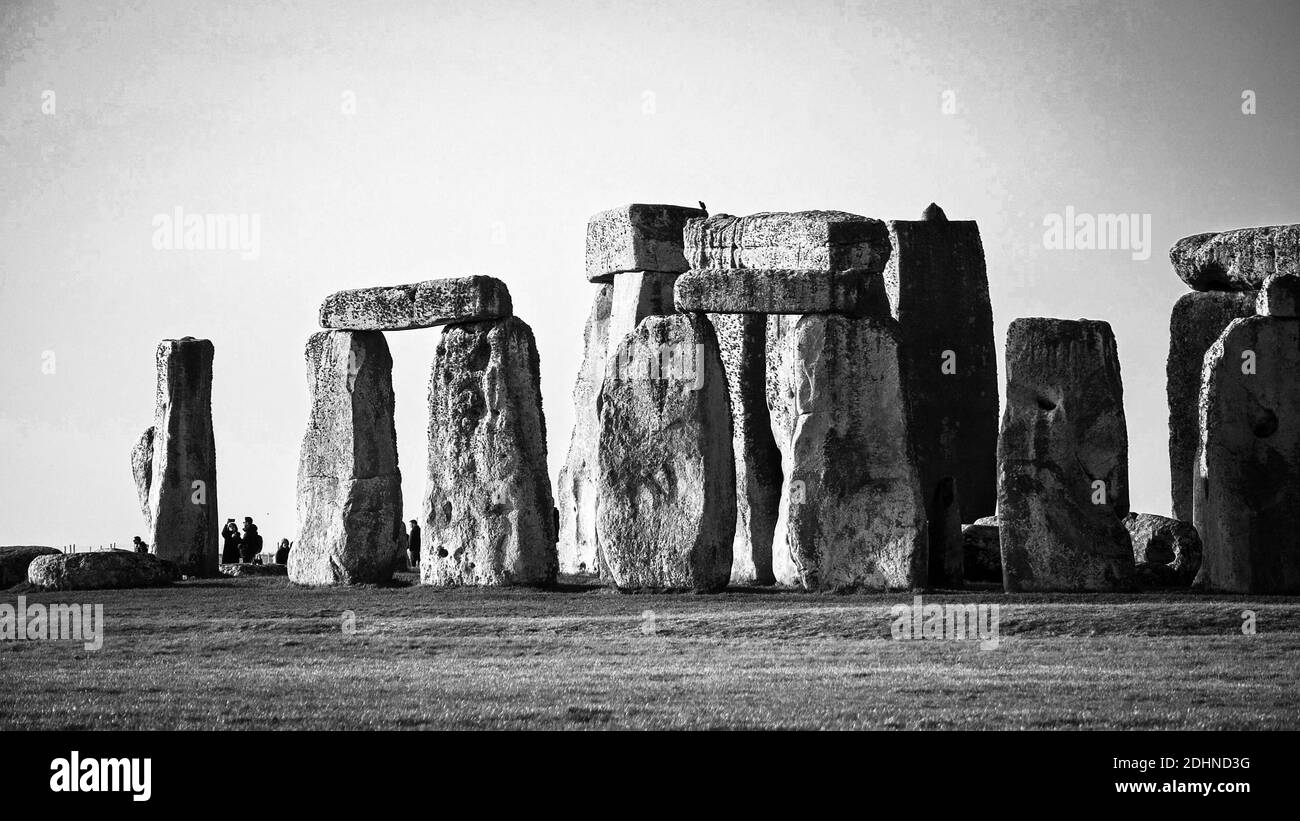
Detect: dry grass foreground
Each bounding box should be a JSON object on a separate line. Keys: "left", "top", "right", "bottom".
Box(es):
{"left": 1, "top": 574, "right": 1298, "bottom": 730}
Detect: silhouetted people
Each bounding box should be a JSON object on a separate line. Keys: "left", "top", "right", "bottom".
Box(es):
{"left": 240, "top": 517, "right": 262, "bottom": 563}
{"left": 221, "top": 519, "right": 241, "bottom": 564}
{"left": 132, "top": 536, "right": 149, "bottom": 554}
{"left": 275, "top": 538, "right": 291, "bottom": 565}
{"left": 407, "top": 520, "right": 421, "bottom": 570}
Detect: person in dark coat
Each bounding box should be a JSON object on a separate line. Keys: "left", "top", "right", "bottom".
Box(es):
{"left": 221, "top": 519, "right": 241, "bottom": 564}
{"left": 132, "top": 536, "right": 149, "bottom": 554}
{"left": 407, "top": 519, "right": 421, "bottom": 570}
{"left": 239, "top": 517, "right": 262, "bottom": 563}
{"left": 275, "top": 538, "right": 291, "bottom": 565}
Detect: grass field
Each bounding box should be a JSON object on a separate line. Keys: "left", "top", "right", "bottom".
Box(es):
{"left": 2, "top": 574, "right": 1298, "bottom": 730}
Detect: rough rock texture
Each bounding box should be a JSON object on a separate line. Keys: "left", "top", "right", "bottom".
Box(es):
{"left": 766, "top": 313, "right": 927, "bottom": 590}
{"left": 1258, "top": 271, "right": 1300, "bottom": 317}
{"left": 595, "top": 313, "right": 734, "bottom": 591}
{"left": 423, "top": 316, "right": 557, "bottom": 586}
{"left": 219, "top": 562, "right": 288, "bottom": 577}
{"left": 1123, "top": 512, "right": 1201, "bottom": 587}
{"left": 1167, "top": 291, "right": 1257, "bottom": 521}
{"left": 556, "top": 286, "right": 613, "bottom": 574}
{"left": 675, "top": 267, "right": 889, "bottom": 316}
{"left": 707, "top": 313, "right": 781, "bottom": 585}
{"left": 960, "top": 524, "right": 1001, "bottom": 582}
{"left": 291, "top": 331, "right": 404, "bottom": 585}
{"left": 585, "top": 204, "right": 705, "bottom": 283}
{"left": 146, "top": 338, "right": 219, "bottom": 576}
{"left": 885, "top": 217, "right": 998, "bottom": 585}
{"left": 998, "top": 319, "right": 1135, "bottom": 592}
{"left": 319, "top": 276, "right": 512, "bottom": 331}
{"left": 27, "top": 550, "right": 179, "bottom": 591}
{"left": 130, "top": 426, "right": 155, "bottom": 531}
{"left": 685, "top": 211, "right": 891, "bottom": 275}
{"left": 609, "top": 271, "right": 678, "bottom": 338}
{"left": 1170, "top": 225, "right": 1300, "bottom": 291}
{"left": 0, "top": 546, "right": 61, "bottom": 588}
{"left": 1193, "top": 309, "right": 1300, "bottom": 593}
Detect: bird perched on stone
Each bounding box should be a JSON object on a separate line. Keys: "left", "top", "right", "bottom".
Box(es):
{"left": 699, "top": 201, "right": 708, "bottom": 217}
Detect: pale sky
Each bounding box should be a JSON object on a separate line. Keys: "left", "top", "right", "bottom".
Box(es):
{"left": 1, "top": 0, "right": 1297, "bottom": 547}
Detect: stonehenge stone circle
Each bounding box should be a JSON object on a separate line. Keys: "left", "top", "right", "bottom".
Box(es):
{"left": 1123, "top": 512, "right": 1201, "bottom": 587}
{"left": 684, "top": 210, "right": 891, "bottom": 274}
{"left": 585, "top": 204, "right": 706, "bottom": 282}
{"left": 998, "top": 319, "right": 1135, "bottom": 592}
{"left": 706, "top": 312, "right": 781, "bottom": 585}
{"left": 674, "top": 267, "right": 890, "bottom": 316}
{"left": 1166, "top": 290, "right": 1255, "bottom": 521}
{"left": 1193, "top": 275, "right": 1300, "bottom": 593}
{"left": 423, "top": 316, "right": 557, "bottom": 586}
{"left": 1170, "top": 225, "right": 1300, "bottom": 291}
{"left": 595, "top": 313, "right": 735, "bottom": 591}
{"left": 291, "top": 330, "right": 405, "bottom": 585}
{"left": 138, "top": 337, "right": 219, "bottom": 577}
{"left": 885, "top": 213, "right": 998, "bottom": 586}
{"left": 766, "top": 313, "right": 927, "bottom": 590}
{"left": 319, "top": 276, "right": 512, "bottom": 331}
{"left": 556, "top": 284, "right": 613, "bottom": 574}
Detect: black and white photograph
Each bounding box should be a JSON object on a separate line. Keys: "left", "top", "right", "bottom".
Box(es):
{"left": 0, "top": 0, "right": 1295, "bottom": 804}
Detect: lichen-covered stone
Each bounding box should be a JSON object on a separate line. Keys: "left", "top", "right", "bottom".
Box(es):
{"left": 998, "top": 319, "right": 1135, "bottom": 592}
{"left": 585, "top": 204, "right": 705, "bottom": 283}
{"left": 423, "top": 317, "right": 557, "bottom": 586}
{"left": 1123, "top": 512, "right": 1201, "bottom": 587}
{"left": 675, "top": 267, "right": 889, "bottom": 316}
{"left": 130, "top": 426, "right": 156, "bottom": 532}
{"left": 291, "top": 331, "right": 404, "bottom": 585}
{"left": 1170, "top": 225, "right": 1300, "bottom": 291}
{"left": 685, "top": 211, "right": 890, "bottom": 274}
{"left": 28, "top": 550, "right": 179, "bottom": 591}
{"left": 318, "top": 276, "right": 512, "bottom": 331}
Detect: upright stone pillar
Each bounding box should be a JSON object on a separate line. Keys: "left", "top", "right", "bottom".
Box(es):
{"left": 595, "top": 313, "right": 734, "bottom": 591}
{"left": 998, "top": 318, "right": 1135, "bottom": 592}
{"left": 423, "top": 316, "right": 557, "bottom": 586}
{"left": 137, "top": 337, "right": 219, "bottom": 576}
{"left": 1193, "top": 274, "right": 1300, "bottom": 593}
{"left": 291, "top": 330, "right": 404, "bottom": 585}
{"left": 885, "top": 205, "right": 998, "bottom": 586}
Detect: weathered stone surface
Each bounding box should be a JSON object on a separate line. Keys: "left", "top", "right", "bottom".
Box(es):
{"left": 318, "top": 276, "right": 512, "bottom": 331}
{"left": 291, "top": 331, "right": 404, "bottom": 585}
{"left": 1193, "top": 313, "right": 1300, "bottom": 593}
{"left": 675, "top": 267, "right": 890, "bottom": 316}
{"left": 585, "top": 204, "right": 705, "bottom": 283}
{"left": 147, "top": 338, "right": 219, "bottom": 576}
{"left": 1258, "top": 272, "right": 1300, "bottom": 317}
{"left": 1123, "top": 512, "right": 1201, "bottom": 587}
{"left": 960, "top": 524, "right": 1001, "bottom": 582}
{"left": 27, "top": 550, "right": 178, "bottom": 591}
{"left": 766, "top": 313, "right": 927, "bottom": 590}
{"left": 686, "top": 211, "right": 891, "bottom": 275}
{"left": 595, "top": 313, "right": 734, "bottom": 591}
{"left": 219, "top": 562, "right": 288, "bottom": 577}
{"left": 556, "top": 286, "right": 613, "bottom": 575}
{"left": 1167, "top": 291, "right": 1256, "bottom": 520}
{"left": 609, "top": 271, "right": 678, "bottom": 337}
{"left": 130, "top": 426, "right": 155, "bottom": 531}
{"left": 423, "top": 316, "right": 557, "bottom": 586}
{"left": 998, "top": 319, "right": 1135, "bottom": 592}
{"left": 886, "top": 217, "right": 999, "bottom": 585}
{"left": 707, "top": 313, "right": 781, "bottom": 585}
{"left": 1171, "top": 225, "right": 1300, "bottom": 291}
{"left": 0, "top": 546, "right": 61, "bottom": 588}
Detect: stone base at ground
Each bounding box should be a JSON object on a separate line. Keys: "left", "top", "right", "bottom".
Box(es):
{"left": 0, "top": 546, "right": 62, "bottom": 588}
{"left": 1123, "top": 512, "right": 1202, "bottom": 587}
{"left": 27, "top": 551, "right": 179, "bottom": 591}
{"left": 219, "top": 563, "right": 288, "bottom": 577}
{"left": 960, "top": 522, "right": 1001, "bottom": 583}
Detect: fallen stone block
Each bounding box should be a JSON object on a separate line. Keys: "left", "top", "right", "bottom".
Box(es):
{"left": 27, "top": 550, "right": 179, "bottom": 591}
{"left": 1123, "top": 512, "right": 1201, "bottom": 587}
{"left": 0, "top": 546, "right": 62, "bottom": 588}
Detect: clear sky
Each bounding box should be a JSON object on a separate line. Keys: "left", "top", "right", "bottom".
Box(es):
{"left": 1, "top": 0, "right": 1297, "bottom": 547}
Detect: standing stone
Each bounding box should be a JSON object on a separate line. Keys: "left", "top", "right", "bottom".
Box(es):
{"left": 147, "top": 338, "right": 219, "bottom": 576}
{"left": 291, "top": 331, "right": 404, "bottom": 585}
{"left": 556, "top": 285, "right": 613, "bottom": 574}
{"left": 423, "top": 316, "right": 557, "bottom": 586}
{"left": 595, "top": 313, "right": 734, "bottom": 591}
{"left": 318, "top": 276, "right": 512, "bottom": 331}
{"left": 1193, "top": 275, "right": 1300, "bottom": 593}
{"left": 885, "top": 215, "right": 998, "bottom": 585}
{"left": 1170, "top": 225, "right": 1300, "bottom": 291}
{"left": 685, "top": 211, "right": 890, "bottom": 274}
{"left": 766, "top": 313, "right": 927, "bottom": 590}
{"left": 707, "top": 313, "right": 781, "bottom": 585}
{"left": 585, "top": 204, "right": 706, "bottom": 282}
{"left": 998, "top": 319, "right": 1135, "bottom": 592}
{"left": 130, "top": 426, "right": 156, "bottom": 531}
{"left": 1166, "top": 291, "right": 1256, "bottom": 520}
